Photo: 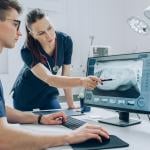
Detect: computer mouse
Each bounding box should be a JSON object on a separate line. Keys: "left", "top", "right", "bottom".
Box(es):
{"left": 80, "top": 136, "right": 110, "bottom": 145}
{"left": 82, "top": 135, "right": 110, "bottom": 145}
{"left": 101, "top": 136, "right": 110, "bottom": 144}
{"left": 71, "top": 136, "right": 110, "bottom": 149}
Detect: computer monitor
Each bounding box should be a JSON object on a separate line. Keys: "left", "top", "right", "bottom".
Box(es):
{"left": 84, "top": 52, "right": 150, "bottom": 127}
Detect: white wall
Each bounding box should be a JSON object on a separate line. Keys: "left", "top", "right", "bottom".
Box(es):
{"left": 0, "top": 0, "right": 150, "bottom": 103}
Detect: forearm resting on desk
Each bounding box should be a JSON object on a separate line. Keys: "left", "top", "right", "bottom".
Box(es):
{"left": 0, "top": 121, "right": 69, "bottom": 150}
{"left": 6, "top": 106, "right": 38, "bottom": 124}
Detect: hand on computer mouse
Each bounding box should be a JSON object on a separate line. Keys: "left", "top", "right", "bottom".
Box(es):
{"left": 100, "top": 135, "right": 110, "bottom": 143}
{"left": 65, "top": 123, "right": 109, "bottom": 144}
{"left": 75, "top": 134, "right": 110, "bottom": 146}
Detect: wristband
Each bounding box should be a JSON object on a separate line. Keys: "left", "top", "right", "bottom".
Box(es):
{"left": 37, "top": 114, "right": 43, "bottom": 124}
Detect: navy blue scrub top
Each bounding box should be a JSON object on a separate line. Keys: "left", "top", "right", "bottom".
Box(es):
{"left": 0, "top": 80, "right": 6, "bottom": 117}
{"left": 12, "top": 32, "right": 73, "bottom": 110}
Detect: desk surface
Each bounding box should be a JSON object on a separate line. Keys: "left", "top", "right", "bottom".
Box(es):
{"left": 18, "top": 107, "right": 150, "bottom": 150}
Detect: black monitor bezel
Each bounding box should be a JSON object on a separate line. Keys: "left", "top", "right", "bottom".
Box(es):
{"left": 85, "top": 52, "right": 150, "bottom": 115}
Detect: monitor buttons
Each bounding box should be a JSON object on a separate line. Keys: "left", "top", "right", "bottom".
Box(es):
{"left": 101, "top": 98, "right": 108, "bottom": 103}
{"left": 137, "top": 98, "right": 145, "bottom": 107}
{"left": 127, "top": 100, "right": 135, "bottom": 106}
{"left": 93, "top": 97, "right": 99, "bottom": 102}
{"left": 118, "top": 99, "right": 126, "bottom": 105}
{"left": 109, "top": 99, "right": 117, "bottom": 104}
{"left": 85, "top": 93, "right": 92, "bottom": 100}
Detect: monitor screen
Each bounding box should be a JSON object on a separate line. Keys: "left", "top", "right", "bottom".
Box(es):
{"left": 84, "top": 52, "right": 150, "bottom": 126}
{"left": 93, "top": 59, "right": 142, "bottom": 99}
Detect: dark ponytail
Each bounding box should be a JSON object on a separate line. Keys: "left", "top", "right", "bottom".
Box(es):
{"left": 25, "top": 8, "right": 47, "bottom": 66}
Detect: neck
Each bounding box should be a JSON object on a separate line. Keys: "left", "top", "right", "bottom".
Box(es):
{"left": 42, "top": 41, "right": 55, "bottom": 56}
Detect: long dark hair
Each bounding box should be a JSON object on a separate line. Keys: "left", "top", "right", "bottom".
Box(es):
{"left": 25, "top": 8, "right": 47, "bottom": 66}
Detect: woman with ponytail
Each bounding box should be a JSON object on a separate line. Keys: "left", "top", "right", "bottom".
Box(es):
{"left": 11, "top": 8, "right": 101, "bottom": 111}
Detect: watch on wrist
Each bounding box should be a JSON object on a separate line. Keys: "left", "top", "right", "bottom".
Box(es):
{"left": 37, "top": 114, "right": 43, "bottom": 124}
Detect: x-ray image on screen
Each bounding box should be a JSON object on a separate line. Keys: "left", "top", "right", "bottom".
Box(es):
{"left": 93, "top": 59, "right": 143, "bottom": 98}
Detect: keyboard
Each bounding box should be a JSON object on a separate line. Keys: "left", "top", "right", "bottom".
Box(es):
{"left": 63, "top": 116, "right": 86, "bottom": 129}
{"left": 33, "top": 109, "right": 82, "bottom": 116}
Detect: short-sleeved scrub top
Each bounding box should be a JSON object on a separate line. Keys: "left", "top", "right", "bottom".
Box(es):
{"left": 12, "top": 32, "right": 73, "bottom": 111}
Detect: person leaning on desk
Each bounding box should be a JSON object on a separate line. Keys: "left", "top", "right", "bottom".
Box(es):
{"left": 0, "top": 0, "right": 109, "bottom": 149}
{"left": 11, "top": 8, "right": 84, "bottom": 111}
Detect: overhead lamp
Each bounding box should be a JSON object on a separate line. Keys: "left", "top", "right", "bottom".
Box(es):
{"left": 128, "top": 6, "right": 150, "bottom": 35}
{"left": 127, "top": 16, "right": 150, "bottom": 35}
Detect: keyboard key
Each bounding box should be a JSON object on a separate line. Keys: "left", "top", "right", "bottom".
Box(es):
{"left": 63, "top": 116, "right": 86, "bottom": 129}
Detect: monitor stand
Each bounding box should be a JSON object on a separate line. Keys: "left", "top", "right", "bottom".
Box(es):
{"left": 98, "top": 111, "right": 141, "bottom": 127}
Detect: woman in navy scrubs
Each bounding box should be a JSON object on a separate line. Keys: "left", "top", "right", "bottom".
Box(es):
{"left": 12, "top": 8, "right": 100, "bottom": 111}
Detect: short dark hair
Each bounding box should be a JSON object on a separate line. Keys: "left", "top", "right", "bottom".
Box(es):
{"left": 0, "top": 0, "right": 22, "bottom": 20}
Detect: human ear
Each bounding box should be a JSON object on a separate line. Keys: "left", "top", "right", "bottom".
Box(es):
{"left": 30, "top": 32, "right": 37, "bottom": 40}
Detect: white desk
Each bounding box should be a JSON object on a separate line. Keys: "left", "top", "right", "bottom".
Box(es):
{"left": 19, "top": 107, "right": 150, "bottom": 150}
